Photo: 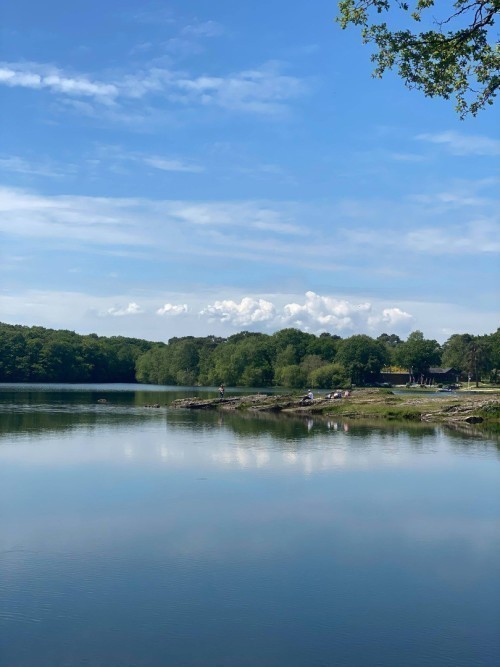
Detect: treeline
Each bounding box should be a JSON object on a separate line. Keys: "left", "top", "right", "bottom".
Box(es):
{"left": 0, "top": 322, "right": 158, "bottom": 382}
{"left": 1, "top": 322, "right": 498, "bottom": 387}
{"left": 136, "top": 328, "right": 500, "bottom": 388}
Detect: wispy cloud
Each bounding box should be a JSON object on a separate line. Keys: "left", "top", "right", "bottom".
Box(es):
{"left": 406, "top": 219, "right": 500, "bottom": 254}
{"left": 0, "top": 62, "right": 118, "bottom": 102}
{"left": 0, "top": 155, "right": 72, "bottom": 178}
{"left": 127, "top": 7, "right": 223, "bottom": 37}
{"left": 342, "top": 218, "right": 500, "bottom": 255}
{"left": 142, "top": 156, "right": 203, "bottom": 173}
{"left": 0, "top": 187, "right": 310, "bottom": 266}
{"left": 97, "top": 145, "right": 204, "bottom": 173}
{"left": 0, "top": 60, "right": 306, "bottom": 117}
{"left": 0, "top": 186, "right": 151, "bottom": 247}
{"left": 171, "top": 62, "right": 305, "bottom": 114}
{"left": 1, "top": 186, "right": 498, "bottom": 262}
{"left": 166, "top": 201, "right": 307, "bottom": 235}
{"left": 180, "top": 20, "right": 223, "bottom": 38}
{"left": 417, "top": 131, "right": 500, "bottom": 156}
{"left": 129, "top": 13, "right": 224, "bottom": 59}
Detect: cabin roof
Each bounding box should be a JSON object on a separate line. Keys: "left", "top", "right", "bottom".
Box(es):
{"left": 429, "top": 367, "right": 456, "bottom": 374}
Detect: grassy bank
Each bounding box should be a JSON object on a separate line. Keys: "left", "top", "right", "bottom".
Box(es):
{"left": 171, "top": 388, "right": 500, "bottom": 426}
{"left": 304, "top": 388, "right": 500, "bottom": 424}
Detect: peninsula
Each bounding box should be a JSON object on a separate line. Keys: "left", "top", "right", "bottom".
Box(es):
{"left": 170, "top": 389, "right": 500, "bottom": 426}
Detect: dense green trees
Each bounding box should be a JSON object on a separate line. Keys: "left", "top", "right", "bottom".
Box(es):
{"left": 336, "top": 334, "right": 389, "bottom": 385}
{"left": 0, "top": 323, "right": 159, "bottom": 383}
{"left": 394, "top": 330, "right": 441, "bottom": 380}
{"left": 1, "top": 321, "right": 498, "bottom": 387}
{"left": 442, "top": 330, "right": 499, "bottom": 384}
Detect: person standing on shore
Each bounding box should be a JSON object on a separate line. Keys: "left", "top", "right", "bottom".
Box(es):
{"left": 219, "top": 384, "right": 225, "bottom": 399}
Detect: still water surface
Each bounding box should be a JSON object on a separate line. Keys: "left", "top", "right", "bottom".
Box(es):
{"left": 1, "top": 384, "right": 499, "bottom": 666}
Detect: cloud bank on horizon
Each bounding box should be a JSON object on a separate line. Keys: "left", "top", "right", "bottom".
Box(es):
{"left": 0, "top": 1, "right": 498, "bottom": 343}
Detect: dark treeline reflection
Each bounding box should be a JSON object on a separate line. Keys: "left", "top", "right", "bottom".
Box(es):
{"left": 0, "top": 386, "right": 216, "bottom": 408}
{"left": 167, "top": 408, "right": 499, "bottom": 451}
{"left": 3, "top": 399, "right": 498, "bottom": 453}
{"left": 167, "top": 407, "right": 441, "bottom": 440}
{"left": 2, "top": 385, "right": 498, "bottom": 452}
{"left": 0, "top": 407, "right": 166, "bottom": 439}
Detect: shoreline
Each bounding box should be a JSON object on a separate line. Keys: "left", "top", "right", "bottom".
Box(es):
{"left": 170, "top": 388, "right": 500, "bottom": 426}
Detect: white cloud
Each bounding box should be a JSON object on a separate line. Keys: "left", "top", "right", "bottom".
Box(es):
{"left": 281, "top": 291, "right": 372, "bottom": 332}
{"left": 174, "top": 62, "right": 305, "bottom": 114}
{"left": 2, "top": 288, "right": 498, "bottom": 343}
{"left": 200, "top": 292, "right": 416, "bottom": 335}
{"left": 0, "top": 60, "right": 305, "bottom": 116}
{"left": 201, "top": 297, "right": 276, "bottom": 326}
{"left": 106, "top": 302, "right": 143, "bottom": 316}
{"left": 0, "top": 63, "right": 118, "bottom": 103}
{"left": 417, "top": 131, "right": 500, "bottom": 156}
{"left": 157, "top": 303, "right": 188, "bottom": 315}
{"left": 368, "top": 307, "right": 415, "bottom": 330}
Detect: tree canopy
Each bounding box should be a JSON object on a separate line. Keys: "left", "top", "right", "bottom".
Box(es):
{"left": 337, "top": 1, "right": 500, "bottom": 116}
{"left": 1, "top": 322, "right": 499, "bottom": 387}
{"left": 394, "top": 330, "right": 441, "bottom": 379}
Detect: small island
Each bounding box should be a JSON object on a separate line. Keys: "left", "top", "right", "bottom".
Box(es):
{"left": 171, "top": 388, "right": 500, "bottom": 426}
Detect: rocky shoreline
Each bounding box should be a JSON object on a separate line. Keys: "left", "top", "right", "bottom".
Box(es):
{"left": 170, "top": 389, "right": 500, "bottom": 425}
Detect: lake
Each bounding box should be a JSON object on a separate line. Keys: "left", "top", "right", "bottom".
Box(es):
{"left": 1, "top": 384, "right": 499, "bottom": 667}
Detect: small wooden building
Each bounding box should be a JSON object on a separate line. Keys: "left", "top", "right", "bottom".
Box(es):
{"left": 379, "top": 371, "right": 410, "bottom": 385}
{"left": 428, "top": 368, "right": 460, "bottom": 384}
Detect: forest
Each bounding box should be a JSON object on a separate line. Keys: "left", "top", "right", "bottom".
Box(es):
{"left": 1, "top": 322, "right": 498, "bottom": 388}
{"left": 0, "top": 322, "right": 157, "bottom": 383}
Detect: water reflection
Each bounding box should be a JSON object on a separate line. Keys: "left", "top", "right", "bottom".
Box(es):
{"left": 1, "top": 385, "right": 499, "bottom": 667}
{"left": 1, "top": 383, "right": 498, "bottom": 447}
{"left": 1, "top": 404, "right": 498, "bottom": 477}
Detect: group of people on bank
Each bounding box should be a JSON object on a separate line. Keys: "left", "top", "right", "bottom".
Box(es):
{"left": 218, "top": 384, "right": 349, "bottom": 403}
{"left": 301, "top": 389, "right": 350, "bottom": 403}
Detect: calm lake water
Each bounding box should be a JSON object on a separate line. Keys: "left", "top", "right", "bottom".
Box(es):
{"left": 1, "top": 384, "right": 499, "bottom": 667}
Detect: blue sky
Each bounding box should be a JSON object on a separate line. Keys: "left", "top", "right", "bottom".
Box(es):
{"left": 1, "top": 0, "right": 498, "bottom": 343}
